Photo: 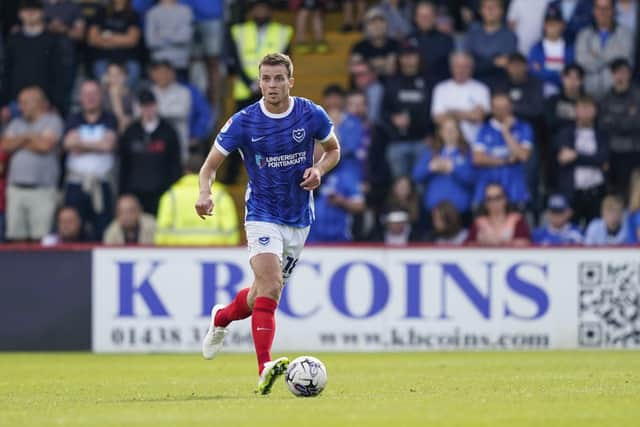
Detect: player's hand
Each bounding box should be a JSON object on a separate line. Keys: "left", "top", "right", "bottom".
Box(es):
{"left": 300, "top": 167, "right": 322, "bottom": 191}
{"left": 195, "top": 193, "right": 214, "bottom": 219}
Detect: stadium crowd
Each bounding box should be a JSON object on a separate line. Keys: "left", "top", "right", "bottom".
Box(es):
{"left": 1, "top": 0, "right": 640, "bottom": 246}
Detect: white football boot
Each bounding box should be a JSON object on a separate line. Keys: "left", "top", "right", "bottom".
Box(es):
{"left": 202, "top": 304, "right": 228, "bottom": 360}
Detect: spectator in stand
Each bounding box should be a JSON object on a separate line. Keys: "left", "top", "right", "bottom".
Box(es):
{"left": 101, "top": 61, "right": 134, "bottom": 133}
{"left": 156, "top": 154, "right": 239, "bottom": 245}
{"left": 507, "top": 0, "right": 552, "bottom": 56}
{"left": 406, "top": 1, "right": 455, "bottom": 84}
{"left": 465, "top": 0, "right": 518, "bottom": 89}
{"left": 350, "top": 7, "right": 399, "bottom": 78}
{"left": 383, "top": 176, "right": 420, "bottom": 233}
{"left": 41, "top": 206, "right": 86, "bottom": 246}
{"left": 382, "top": 209, "right": 412, "bottom": 246}
{"left": 349, "top": 60, "right": 384, "bottom": 124}
{"left": 341, "top": 0, "right": 367, "bottom": 32}
{"left": 1, "top": 87, "right": 63, "bottom": 242}
{"left": 62, "top": 80, "right": 118, "bottom": 241}
{"left": 379, "top": 0, "right": 413, "bottom": 40}
{"left": 88, "top": 0, "right": 142, "bottom": 87}
{"left": 617, "top": 0, "right": 639, "bottom": 35}
{"left": 149, "top": 60, "right": 192, "bottom": 162}
{"left": 532, "top": 193, "right": 584, "bottom": 245}
{"left": 472, "top": 92, "right": 533, "bottom": 208}
{"left": 554, "top": 95, "right": 608, "bottom": 226}
{"left": 345, "top": 89, "right": 372, "bottom": 185}
{"left": 427, "top": 200, "right": 469, "bottom": 245}
{"left": 466, "top": 182, "right": 531, "bottom": 246}
{"left": 0, "top": 149, "right": 7, "bottom": 243}
{"left": 431, "top": 51, "right": 490, "bottom": 146}
{"left": 503, "top": 53, "right": 545, "bottom": 126}
{"left": 1, "top": 0, "right": 67, "bottom": 118}
{"left": 145, "top": 0, "right": 193, "bottom": 81}
{"left": 545, "top": 64, "right": 585, "bottom": 131}
{"left": 626, "top": 169, "right": 640, "bottom": 243}
{"left": 584, "top": 194, "right": 629, "bottom": 244}
{"left": 103, "top": 194, "right": 156, "bottom": 244}
{"left": 307, "top": 164, "right": 365, "bottom": 243}
{"left": 381, "top": 40, "right": 434, "bottom": 179}
{"left": 529, "top": 4, "right": 576, "bottom": 97}
{"left": 599, "top": 58, "right": 640, "bottom": 195}
{"left": 290, "top": 0, "right": 329, "bottom": 54}
{"left": 546, "top": 0, "right": 594, "bottom": 46}
{"left": 119, "top": 89, "right": 182, "bottom": 215}
{"left": 186, "top": 82, "right": 214, "bottom": 155}
{"left": 575, "top": 0, "right": 634, "bottom": 99}
{"left": 226, "top": 1, "right": 292, "bottom": 112}
{"left": 413, "top": 115, "right": 474, "bottom": 224}
{"left": 179, "top": 0, "right": 224, "bottom": 105}
{"left": 43, "top": 0, "right": 85, "bottom": 94}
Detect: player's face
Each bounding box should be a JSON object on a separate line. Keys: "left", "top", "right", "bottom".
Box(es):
{"left": 259, "top": 64, "right": 294, "bottom": 105}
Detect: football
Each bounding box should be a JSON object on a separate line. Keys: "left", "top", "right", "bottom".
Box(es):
{"left": 285, "top": 356, "right": 328, "bottom": 397}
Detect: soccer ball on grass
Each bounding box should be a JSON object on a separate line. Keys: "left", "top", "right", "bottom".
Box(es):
{"left": 284, "top": 356, "right": 327, "bottom": 397}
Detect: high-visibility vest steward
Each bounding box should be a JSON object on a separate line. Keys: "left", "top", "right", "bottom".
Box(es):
{"left": 230, "top": 21, "right": 293, "bottom": 101}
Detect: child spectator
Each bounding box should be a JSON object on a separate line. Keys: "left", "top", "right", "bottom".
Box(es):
{"left": 413, "top": 115, "right": 474, "bottom": 222}
{"left": 584, "top": 194, "right": 629, "bottom": 245}
{"left": 145, "top": 0, "right": 193, "bottom": 80}
{"left": 103, "top": 194, "right": 156, "bottom": 244}
{"left": 472, "top": 92, "right": 533, "bottom": 208}
{"left": 382, "top": 209, "right": 412, "bottom": 246}
{"left": 291, "top": 0, "right": 329, "bottom": 54}
{"left": 533, "top": 193, "right": 584, "bottom": 245}
{"left": 554, "top": 95, "right": 608, "bottom": 226}
{"left": 546, "top": 0, "right": 594, "bottom": 47}
{"left": 428, "top": 200, "right": 469, "bottom": 245}
{"left": 101, "top": 62, "right": 134, "bottom": 133}
{"left": 88, "top": 0, "right": 142, "bottom": 86}
{"left": 466, "top": 182, "right": 531, "bottom": 246}
{"left": 529, "top": 4, "right": 575, "bottom": 97}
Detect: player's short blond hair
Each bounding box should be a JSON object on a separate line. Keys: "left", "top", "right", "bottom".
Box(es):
{"left": 259, "top": 53, "right": 294, "bottom": 78}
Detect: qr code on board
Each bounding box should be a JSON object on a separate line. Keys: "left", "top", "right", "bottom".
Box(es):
{"left": 578, "top": 261, "right": 640, "bottom": 347}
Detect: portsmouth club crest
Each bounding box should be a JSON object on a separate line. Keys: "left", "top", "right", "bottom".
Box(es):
{"left": 292, "top": 128, "right": 306, "bottom": 143}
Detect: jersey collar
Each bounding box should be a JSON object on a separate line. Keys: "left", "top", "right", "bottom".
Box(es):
{"left": 259, "top": 97, "right": 295, "bottom": 119}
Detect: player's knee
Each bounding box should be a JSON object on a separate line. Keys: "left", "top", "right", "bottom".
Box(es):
{"left": 254, "top": 271, "right": 283, "bottom": 300}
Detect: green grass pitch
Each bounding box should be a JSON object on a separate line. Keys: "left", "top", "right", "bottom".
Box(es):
{"left": 1, "top": 352, "right": 638, "bottom": 427}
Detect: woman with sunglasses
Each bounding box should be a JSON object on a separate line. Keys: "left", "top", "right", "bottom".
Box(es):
{"left": 466, "top": 182, "right": 531, "bottom": 246}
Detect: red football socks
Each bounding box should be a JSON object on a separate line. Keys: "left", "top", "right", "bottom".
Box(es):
{"left": 214, "top": 288, "right": 251, "bottom": 328}
{"left": 251, "top": 296, "right": 278, "bottom": 374}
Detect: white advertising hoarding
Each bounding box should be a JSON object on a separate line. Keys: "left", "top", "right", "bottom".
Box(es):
{"left": 92, "top": 247, "right": 640, "bottom": 353}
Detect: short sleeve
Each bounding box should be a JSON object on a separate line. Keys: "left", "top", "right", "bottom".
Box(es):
{"left": 312, "top": 103, "right": 334, "bottom": 143}
{"left": 213, "top": 113, "right": 244, "bottom": 156}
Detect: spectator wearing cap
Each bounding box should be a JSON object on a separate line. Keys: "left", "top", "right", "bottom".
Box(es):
{"left": 1, "top": 87, "right": 64, "bottom": 242}
{"left": 1, "top": 0, "right": 68, "bottom": 118}
{"left": 103, "top": 194, "right": 156, "bottom": 244}
{"left": 382, "top": 209, "right": 412, "bottom": 246}
{"left": 584, "top": 194, "right": 630, "bottom": 245}
{"left": 546, "top": 0, "right": 594, "bottom": 46}
{"left": 431, "top": 51, "right": 491, "bottom": 145}
{"left": 599, "top": 58, "right": 640, "bottom": 195}
{"left": 62, "top": 80, "right": 118, "bottom": 240}
{"left": 145, "top": 0, "right": 193, "bottom": 81}
{"left": 554, "top": 95, "right": 608, "bottom": 226}
{"left": 88, "top": 0, "right": 142, "bottom": 87}
{"left": 406, "top": 1, "right": 455, "bottom": 83}
{"left": 575, "top": 0, "right": 634, "bottom": 99}
{"left": 119, "top": 89, "right": 182, "bottom": 215}
{"left": 472, "top": 92, "right": 533, "bottom": 207}
{"left": 149, "top": 60, "right": 192, "bottom": 162}
{"left": 507, "top": 0, "right": 552, "bottom": 56}
{"left": 350, "top": 7, "right": 400, "bottom": 78}
{"left": 529, "top": 4, "right": 576, "bottom": 97}
{"left": 381, "top": 40, "right": 434, "bottom": 179}
{"left": 465, "top": 0, "right": 518, "bottom": 89}
{"left": 533, "top": 193, "right": 584, "bottom": 244}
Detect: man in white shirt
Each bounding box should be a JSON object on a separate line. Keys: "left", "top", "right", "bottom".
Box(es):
{"left": 431, "top": 51, "right": 491, "bottom": 144}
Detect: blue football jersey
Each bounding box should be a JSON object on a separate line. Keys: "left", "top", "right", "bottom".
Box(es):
{"left": 214, "top": 97, "right": 334, "bottom": 227}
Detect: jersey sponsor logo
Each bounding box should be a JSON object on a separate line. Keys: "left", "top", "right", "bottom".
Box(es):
{"left": 258, "top": 236, "right": 270, "bottom": 246}
{"left": 220, "top": 118, "right": 233, "bottom": 133}
{"left": 255, "top": 151, "right": 307, "bottom": 169}
{"left": 251, "top": 136, "right": 266, "bottom": 142}
{"left": 292, "top": 128, "right": 306, "bottom": 143}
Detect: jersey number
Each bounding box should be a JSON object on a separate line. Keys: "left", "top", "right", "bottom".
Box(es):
{"left": 283, "top": 256, "right": 299, "bottom": 276}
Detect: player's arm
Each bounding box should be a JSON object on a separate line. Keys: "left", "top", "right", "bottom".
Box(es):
{"left": 195, "top": 145, "right": 227, "bottom": 219}
{"left": 301, "top": 133, "right": 341, "bottom": 191}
